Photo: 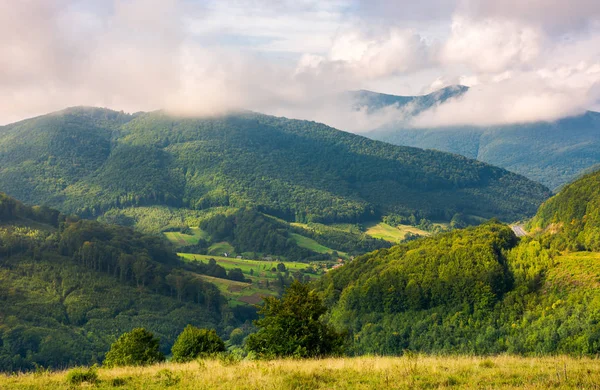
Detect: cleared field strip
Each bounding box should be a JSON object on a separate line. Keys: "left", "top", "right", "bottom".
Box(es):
{"left": 365, "top": 222, "right": 430, "bottom": 243}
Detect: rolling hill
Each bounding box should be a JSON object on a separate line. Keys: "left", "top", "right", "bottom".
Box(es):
{"left": 316, "top": 167, "right": 600, "bottom": 356}
{"left": 0, "top": 107, "right": 549, "bottom": 229}
{"left": 0, "top": 192, "right": 227, "bottom": 371}
{"left": 363, "top": 88, "right": 600, "bottom": 190}
{"left": 528, "top": 167, "right": 600, "bottom": 251}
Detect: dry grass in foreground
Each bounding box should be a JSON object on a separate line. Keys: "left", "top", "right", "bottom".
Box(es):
{"left": 1, "top": 355, "right": 600, "bottom": 389}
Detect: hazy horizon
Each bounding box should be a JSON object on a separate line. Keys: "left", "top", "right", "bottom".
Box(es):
{"left": 2, "top": 0, "right": 600, "bottom": 131}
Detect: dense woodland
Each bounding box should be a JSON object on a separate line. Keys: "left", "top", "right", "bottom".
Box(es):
{"left": 529, "top": 169, "right": 600, "bottom": 251}
{"left": 317, "top": 169, "right": 600, "bottom": 355}
{"left": 370, "top": 107, "right": 600, "bottom": 190}
{"left": 0, "top": 108, "right": 549, "bottom": 228}
{"left": 197, "top": 208, "right": 390, "bottom": 260}
{"left": 0, "top": 193, "right": 238, "bottom": 371}
{"left": 0, "top": 166, "right": 598, "bottom": 371}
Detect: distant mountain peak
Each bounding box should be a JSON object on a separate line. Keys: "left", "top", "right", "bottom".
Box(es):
{"left": 427, "top": 84, "right": 469, "bottom": 99}
{"left": 351, "top": 84, "right": 468, "bottom": 100}
{"left": 347, "top": 85, "right": 469, "bottom": 115}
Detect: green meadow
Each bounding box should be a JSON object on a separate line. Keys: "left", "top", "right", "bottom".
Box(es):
{"left": 4, "top": 355, "right": 600, "bottom": 389}
{"left": 180, "top": 253, "right": 326, "bottom": 305}
{"left": 289, "top": 233, "right": 343, "bottom": 256}
{"left": 163, "top": 227, "right": 209, "bottom": 246}
{"left": 364, "top": 222, "right": 430, "bottom": 243}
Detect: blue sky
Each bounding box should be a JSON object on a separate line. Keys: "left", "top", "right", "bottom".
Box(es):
{"left": 1, "top": 0, "right": 600, "bottom": 129}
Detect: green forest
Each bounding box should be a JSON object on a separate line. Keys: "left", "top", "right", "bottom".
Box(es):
{"left": 1, "top": 165, "right": 600, "bottom": 372}
{"left": 2, "top": 107, "right": 600, "bottom": 375}
{"left": 316, "top": 169, "right": 600, "bottom": 355}
{"left": 0, "top": 107, "right": 549, "bottom": 227}
{"left": 0, "top": 193, "right": 234, "bottom": 371}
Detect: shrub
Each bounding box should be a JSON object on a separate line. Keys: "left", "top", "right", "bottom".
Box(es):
{"left": 246, "top": 281, "right": 346, "bottom": 358}
{"left": 65, "top": 366, "right": 99, "bottom": 385}
{"left": 171, "top": 325, "right": 226, "bottom": 362}
{"left": 104, "top": 328, "right": 165, "bottom": 367}
{"left": 110, "top": 377, "right": 129, "bottom": 386}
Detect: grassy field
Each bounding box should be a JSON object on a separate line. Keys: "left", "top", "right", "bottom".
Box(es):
{"left": 365, "top": 222, "right": 430, "bottom": 243}
{"left": 290, "top": 233, "right": 342, "bottom": 256}
{"left": 163, "top": 227, "right": 209, "bottom": 247}
{"left": 179, "top": 253, "right": 315, "bottom": 273}
{"left": 195, "top": 274, "right": 273, "bottom": 305}
{"left": 207, "top": 241, "right": 236, "bottom": 256}
{"left": 180, "top": 253, "right": 324, "bottom": 305}
{"left": 4, "top": 355, "right": 600, "bottom": 389}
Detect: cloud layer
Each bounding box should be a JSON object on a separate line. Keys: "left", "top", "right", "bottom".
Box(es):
{"left": 1, "top": 0, "right": 599, "bottom": 129}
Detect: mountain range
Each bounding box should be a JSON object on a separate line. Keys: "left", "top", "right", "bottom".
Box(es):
{"left": 360, "top": 86, "right": 600, "bottom": 190}
{"left": 0, "top": 107, "right": 548, "bottom": 227}
{"left": 1, "top": 102, "right": 599, "bottom": 370}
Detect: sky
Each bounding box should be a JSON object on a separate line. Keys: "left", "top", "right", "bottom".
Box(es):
{"left": 1, "top": 0, "right": 600, "bottom": 130}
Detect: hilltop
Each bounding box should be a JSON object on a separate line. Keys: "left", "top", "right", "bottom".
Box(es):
{"left": 529, "top": 167, "right": 600, "bottom": 250}
{"left": 0, "top": 107, "right": 548, "bottom": 225}
{"left": 349, "top": 85, "right": 468, "bottom": 114}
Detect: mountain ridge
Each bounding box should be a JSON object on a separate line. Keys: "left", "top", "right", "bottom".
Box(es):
{"left": 0, "top": 107, "right": 549, "bottom": 226}
{"left": 361, "top": 88, "right": 600, "bottom": 190}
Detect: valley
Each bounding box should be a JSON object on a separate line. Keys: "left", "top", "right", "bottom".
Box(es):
{"left": 3, "top": 1, "right": 600, "bottom": 387}
{"left": 1, "top": 108, "right": 600, "bottom": 379}
{"left": 179, "top": 253, "right": 326, "bottom": 306}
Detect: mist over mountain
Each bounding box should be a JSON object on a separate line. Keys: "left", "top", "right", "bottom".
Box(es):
{"left": 361, "top": 88, "right": 600, "bottom": 190}
{"left": 0, "top": 107, "right": 548, "bottom": 225}
{"left": 348, "top": 85, "right": 469, "bottom": 115}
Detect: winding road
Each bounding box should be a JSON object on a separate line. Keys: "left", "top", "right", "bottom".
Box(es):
{"left": 511, "top": 225, "right": 528, "bottom": 237}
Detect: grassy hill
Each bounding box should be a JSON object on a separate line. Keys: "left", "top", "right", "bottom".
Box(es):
{"left": 0, "top": 107, "right": 549, "bottom": 227}
{"left": 3, "top": 356, "right": 599, "bottom": 389}
{"left": 179, "top": 253, "right": 325, "bottom": 306}
{"left": 364, "top": 222, "right": 430, "bottom": 243}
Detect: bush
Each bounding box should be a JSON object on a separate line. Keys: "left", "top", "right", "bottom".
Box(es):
{"left": 65, "top": 366, "right": 99, "bottom": 385}
{"left": 171, "top": 326, "right": 226, "bottom": 362}
{"left": 104, "top": 328, "right": 165, "bottom": 367}
{"left": 246, "top": 281, "right": 346, "bottom": 358}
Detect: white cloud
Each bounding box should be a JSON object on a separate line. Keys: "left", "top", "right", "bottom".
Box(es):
{"left": 1, "top": 0, "right": 600, "bottom": 130}
{"left": 411, "top": 75, "right": 600, "bottom": 127}
{"left": 459, "top": 0, "right": 600, "bottom": 34}
{"left": 296, "top": 27, "right": 435, "bottom": 81}
{"left": 441, "top": 16, "right": 542, "bottom": 73}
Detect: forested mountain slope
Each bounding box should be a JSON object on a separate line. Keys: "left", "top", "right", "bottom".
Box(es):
{"left": 529, "top": 168, "right": 600, "bottom": 251}
{"left": 0, "top": 192, "right": 227, "bottom": 371}
{"left": 366, "top": 93, "right": 600, "bottom": 190}
{"left": 317, "top": 169, "right": 600, "bottom": 355}
{"left": 0, "top": 107, "right": 549, "bottom": 226}
{"left": 317, "top": 219, "right": 600, "bottom": 355}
